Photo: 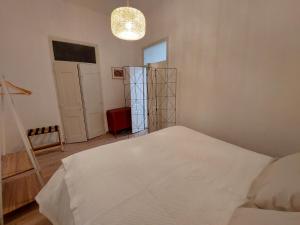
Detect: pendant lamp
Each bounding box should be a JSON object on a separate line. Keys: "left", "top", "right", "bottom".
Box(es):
{"left": 111, "top": 0, "right": 146, "bottom": 41}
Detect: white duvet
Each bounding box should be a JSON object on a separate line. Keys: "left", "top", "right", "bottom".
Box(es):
{"left": 36, "top": 126, "right": 273, "bottom": 225}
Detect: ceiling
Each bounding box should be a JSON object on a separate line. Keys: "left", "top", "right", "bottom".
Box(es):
{"left": 65, "top": 0, "right": 160, "bottom": 15}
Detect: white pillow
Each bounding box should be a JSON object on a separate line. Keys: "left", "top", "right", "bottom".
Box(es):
{"left": 248, "top": 152, "right": 300, "bottom": 211}
{"left": 229, "top": 208, "right": 300, "bottom": 225}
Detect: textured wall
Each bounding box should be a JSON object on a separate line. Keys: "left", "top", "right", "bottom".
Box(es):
{"left": 140, "top": 0, "right": 300, "bottom": 156}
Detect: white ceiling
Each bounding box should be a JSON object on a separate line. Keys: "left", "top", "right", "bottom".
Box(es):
{"left": 65, "top": 0, "right": 160, "bottom": 15}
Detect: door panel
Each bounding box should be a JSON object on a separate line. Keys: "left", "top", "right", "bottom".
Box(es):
{"left": 54, "top": 61, "right": 87, "bottom": 143}
{"left": 78, "top": 63, "right": 105, "bottom": 139}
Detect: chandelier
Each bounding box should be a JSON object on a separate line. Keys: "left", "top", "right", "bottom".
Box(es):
{"left": 111, "top": 0, "right": 146, "bottom": 41}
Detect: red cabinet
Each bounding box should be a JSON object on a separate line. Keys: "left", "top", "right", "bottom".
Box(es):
{"left": 106, "top": 107, "right": 132, "bottom": 135}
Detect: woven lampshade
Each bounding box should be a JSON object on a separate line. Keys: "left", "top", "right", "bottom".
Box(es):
{"left": 111, "top": 7, "right": 146, "bottom": 41}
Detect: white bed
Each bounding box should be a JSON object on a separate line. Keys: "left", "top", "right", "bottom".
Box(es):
{"left": 36, "top": 126, "right": 273, "bottom": 225}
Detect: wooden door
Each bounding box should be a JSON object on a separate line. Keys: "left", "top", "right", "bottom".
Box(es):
{"left": 54, "top": 61, "right": 87, "bottom": 143}
{"left": 78, "top": 63, "right": 105, "bottom": 139}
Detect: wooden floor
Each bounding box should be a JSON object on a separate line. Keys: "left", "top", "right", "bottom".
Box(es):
{"left": 4, "top": 131, "right": 147, "bottom": 225}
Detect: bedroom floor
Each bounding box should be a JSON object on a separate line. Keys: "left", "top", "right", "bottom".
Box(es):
{"left": 4, "top": 130, "right": 147, "bottom": 225}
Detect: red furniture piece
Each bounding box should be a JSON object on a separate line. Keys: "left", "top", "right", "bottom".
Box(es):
{"left": 106, "top": 107, "right": 132, "bottom": 135}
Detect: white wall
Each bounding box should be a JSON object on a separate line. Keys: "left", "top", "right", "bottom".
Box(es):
{"left": 0, "top": 0, "right": 139, "bottom": 153}
{"left": 140, "top": 0, "right": 300, "bottom": 156}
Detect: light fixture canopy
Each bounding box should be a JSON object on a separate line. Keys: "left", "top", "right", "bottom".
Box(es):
{"left": 111, "top": 6, "right": 146, "bottom": 41}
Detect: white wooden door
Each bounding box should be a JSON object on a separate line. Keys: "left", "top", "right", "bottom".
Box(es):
{"left": 78, "top": 63, "right": 105, "bottom": 139}
{"left": 54, "top": 61, "right": 87, "bottom": 143}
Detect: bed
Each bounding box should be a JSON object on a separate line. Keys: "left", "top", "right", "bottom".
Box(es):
{"left": 36, "top": 126, "right": 273, "bottom": 225}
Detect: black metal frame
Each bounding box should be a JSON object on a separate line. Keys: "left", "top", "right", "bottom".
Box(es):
{"left": 123, "top": 66, "right": 177, "bottom": 134}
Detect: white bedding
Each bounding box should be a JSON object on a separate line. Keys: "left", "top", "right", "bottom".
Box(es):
{"left": 36, "top": 126, "right": 273, "bottom": 225}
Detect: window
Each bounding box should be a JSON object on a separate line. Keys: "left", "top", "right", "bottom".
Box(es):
{"left": 143, "top": 41, "right": 167, "bottom": 65}
{"left": 52, "top": 41, "right": 96, "bottom": 63}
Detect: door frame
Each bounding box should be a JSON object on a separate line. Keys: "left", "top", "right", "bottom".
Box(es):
{"left": 142, "top": 37, "right": 169, "bottom": 66}
{"left": 48, "top": 36, "right": 102, "bottom": 143}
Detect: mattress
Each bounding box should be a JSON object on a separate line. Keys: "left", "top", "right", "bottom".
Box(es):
{"left": 36, "top": 126, "right": 273, "bottom": 225}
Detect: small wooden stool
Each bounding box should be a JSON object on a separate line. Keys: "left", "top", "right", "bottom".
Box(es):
{"left": 27, "top": 125, "right": 64, "bottom": 153}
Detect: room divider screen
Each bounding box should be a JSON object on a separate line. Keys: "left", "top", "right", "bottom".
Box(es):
{"left": 123, "top": 66, "right": 177, "bottom": 134}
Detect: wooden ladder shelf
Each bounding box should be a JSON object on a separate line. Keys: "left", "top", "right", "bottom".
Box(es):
{"left": 2, "top": 152, "right": 41, "bottom": 215}
{"left": 0, "top": 77, "right": 45, "bottom": 224}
